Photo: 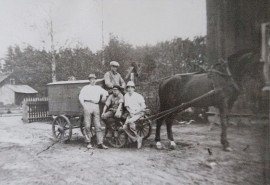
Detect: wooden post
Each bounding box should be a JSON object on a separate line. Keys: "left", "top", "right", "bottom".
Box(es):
{"left": 130, "top": 72, "right": 134, "bottom": 82}
{"left": 262, "top": 23, "right": 270, "bottom": 91}
{"left": 261, "top": 22, "right": 270, "bottom": 185}
{"left": 22, "top": 99, "right": 28, "bottom": 123}
{"left": 50, "top": 18, "right": 56, "bottom": 82}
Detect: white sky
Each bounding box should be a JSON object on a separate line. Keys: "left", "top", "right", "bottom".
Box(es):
{"left": 0, "top": 0, "right": 206, "bottom": 58}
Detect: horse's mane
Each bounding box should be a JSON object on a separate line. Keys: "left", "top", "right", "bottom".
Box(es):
{"left": 227, "top": 49, "right": 255, "bottom": 62}
{"left": 228, "top": 48, "right": 260, "bottom": 71}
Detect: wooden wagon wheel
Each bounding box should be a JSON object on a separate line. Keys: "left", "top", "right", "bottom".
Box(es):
{"left": 106, "top": 120, "right": 128, "bottom": 148}
{"left": 52, "top": 115, "right": 72, "bottom": 142}
{"left": 106, "top": 129, "right": 128, "bottom": 148}
{"left": 136, "top": 117, "right": 152, "bottom": 139}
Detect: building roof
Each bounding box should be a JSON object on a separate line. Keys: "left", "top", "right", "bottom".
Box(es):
{"left": 47, "top": 79, "right": 104, "bottom": 86}
{"left": 0, "top": 73, "right": 11, "bottom": 84}
{"left": 6, "top": 85, "right": 38, "bottom": 94}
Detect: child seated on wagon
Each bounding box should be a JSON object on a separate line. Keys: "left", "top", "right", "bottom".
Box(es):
{"left": 101, "top": 85, "right": 124, "bottom": 123}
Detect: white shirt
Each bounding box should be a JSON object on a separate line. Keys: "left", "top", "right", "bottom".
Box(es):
{"left": 124, "top": 92, "right": 145, "bottom": 113}
{"left": 79, "top": 84, "right": 108, "bottom": 104}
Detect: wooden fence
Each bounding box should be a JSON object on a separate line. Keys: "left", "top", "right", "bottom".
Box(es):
{"left": 22, "top": 97, "right": 52, "bottom": 123}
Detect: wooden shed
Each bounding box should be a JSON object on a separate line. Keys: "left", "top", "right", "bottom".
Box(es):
{"left": 0, "top": 73, "right": 38, "bottom": 105}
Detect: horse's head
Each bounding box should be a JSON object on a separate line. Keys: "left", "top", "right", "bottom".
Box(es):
{"left": 226, "top": 49, "right": 267, "bottom": 112}
{"left": 227, "top": 49, "right": 265, "bottom": 90}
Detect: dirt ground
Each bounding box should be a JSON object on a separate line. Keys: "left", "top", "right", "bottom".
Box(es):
{"left": 0, "top": 116, "right": 268, "bottom": 185}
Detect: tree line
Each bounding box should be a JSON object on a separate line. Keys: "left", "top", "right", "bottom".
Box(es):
{"left": 4, "top": 35, "right": 207, "bottom": 95}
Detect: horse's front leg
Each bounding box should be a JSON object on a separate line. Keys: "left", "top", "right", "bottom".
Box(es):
{"left": 219, "top": 105, "right": 232, "bottom": 152}
{"left": 155, "top": 117, "right": 164, "bottom": 149}
{"left": 166, "top": 116, "right": 176, "bottom": 150}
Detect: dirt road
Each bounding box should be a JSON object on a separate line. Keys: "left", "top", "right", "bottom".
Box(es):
{"left": 0, "top": 116, "right": 267, "bottom": 185}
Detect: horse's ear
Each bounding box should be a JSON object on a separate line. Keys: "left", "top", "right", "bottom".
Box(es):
{"left": 131, "top": 62, "right": 142, "bottom": 76}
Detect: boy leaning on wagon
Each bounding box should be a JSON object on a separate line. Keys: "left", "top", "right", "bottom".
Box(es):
{"left": 123, "top": 81, "right": 146, "bottom": 149}
{"left": 104, "top": 61, "right": 126, "bottom": 93}
{"left": 79, "top": 73, "right": 109, "bottom": 149}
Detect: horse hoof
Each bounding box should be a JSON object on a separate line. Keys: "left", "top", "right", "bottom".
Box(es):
{"left": 224, "top": 147, "right": 232, "bottom": 152}
{"left": 170, "top": 141, "right": 176, "bottom": 150}
{"left": 170, "top": 145, "right": 176, "bottom": 150}
{"left": 156, "top": 142, "right": 162, "bottom": 150}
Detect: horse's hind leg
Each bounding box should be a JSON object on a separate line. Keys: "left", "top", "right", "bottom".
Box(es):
{"left": 219, "top": 105, "right": 232, "bottom": 152}
{"left": 166, "top": 115, "right": 177, "bottom": 149}
{"left": 155, "top": 117, "right": 164, "bottom": 149}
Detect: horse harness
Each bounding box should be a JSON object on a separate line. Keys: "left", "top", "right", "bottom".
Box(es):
{"left": 208, "top": 58, "right": 240, "bottom": 93}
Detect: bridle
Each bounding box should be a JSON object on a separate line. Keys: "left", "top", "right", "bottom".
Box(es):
{"left": 208, "top": 58, "right": 240, "bottom": 92}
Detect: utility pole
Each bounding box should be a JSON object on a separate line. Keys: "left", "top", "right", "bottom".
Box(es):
{"left": 101, "top": 0, "right": 105, "bottom": 65}
{"left": 50, "top": 17, "right": 56, "bottom": 82}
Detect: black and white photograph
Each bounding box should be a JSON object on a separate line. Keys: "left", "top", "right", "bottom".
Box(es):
{"left": 0, "top": 0, "right": 269, "bottom": 184}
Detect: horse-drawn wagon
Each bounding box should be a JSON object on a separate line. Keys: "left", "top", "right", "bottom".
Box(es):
{"left": 47, "top": 79, "right": 152, "bottom": 148}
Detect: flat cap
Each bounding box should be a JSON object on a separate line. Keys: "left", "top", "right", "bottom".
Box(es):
{"left": 112, "top": 85, "right": 121, "bottom": 90}
{"left": 110, "top": 61, "right": 120, "bottom": 67}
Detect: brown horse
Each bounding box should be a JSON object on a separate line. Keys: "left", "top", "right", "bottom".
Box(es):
{"left": 155, "top": 49, "right": 264, "bottom": 151}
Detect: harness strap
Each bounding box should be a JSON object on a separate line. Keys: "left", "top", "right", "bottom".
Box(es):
{"left": 209, "top": 58, "right": 240, "bottom": 92}
{"left": 224, "top": 60, "right": 240, "bottom": 92}
{"left": 208, "top": 69, "right": 229, "bottom": 77}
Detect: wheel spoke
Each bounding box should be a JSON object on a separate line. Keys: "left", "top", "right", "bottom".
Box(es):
{"left": 58, "top": 118, "right": 63, "bottom": 127}
{"left": 138, "top": 129, "right": 143, "bottom": 136}
{"left": 116, "top": 138, "right": 120, "bottom": 145}
{"left": 56, "top": 132, "right": 61, "bottom": 138}
{"left": 117, "top": 138, "right": 122, "bottom": 145}
{"left": 60, "top": 133, "right": 64, "bottom": 141}
{"left": 142, "top": 122, "right": 148, "bottom": 126}
{"left": 143, "top": 126, "right": 149, "bottom": 132}
{"left": 55, "top": 124, "right": 61, "bottom": 129}
{"left": 141, "top": 129, "right": 146, "bottom": 136}
{"left": 137, "top": 130, "right": 141, "bottom": 136}
{"left": 112, "top": 137, "right": 117, "bottom": 145}
{"left": 119, "top": 133, "right": 125, "bottom": 140}
{"left": 63, "top": 121, "right": 68, "bottom": 128}
{"left": 63, "top": 127, "right": 69, "bottom": 131}
{"left": 56, "top": 120, "right": 61, "bottom": 126}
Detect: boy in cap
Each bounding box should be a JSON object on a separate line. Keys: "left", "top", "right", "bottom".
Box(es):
{"left": 101, "top": 85, "right": 124, "bottom": 121}
{"left": 79, "top": 73, "right": 109, "bottom": 149}
{"left": 104, "top": 61, "right": 126, "bottom": 92}
{"left": 123, "top": 81, "right": 146, "bottom": 149}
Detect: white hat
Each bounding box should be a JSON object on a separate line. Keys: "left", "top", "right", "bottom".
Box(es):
{"left": 88, "top": 73, "right": 96, "bottom": 79}
{"left": 126, "top": 81, "right": 135, "bottom": 87}
{"left": 110, "top": 61, "right": 120, "bottom": 67}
